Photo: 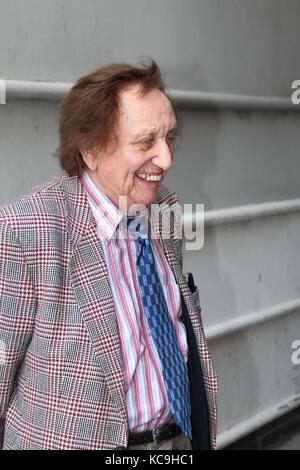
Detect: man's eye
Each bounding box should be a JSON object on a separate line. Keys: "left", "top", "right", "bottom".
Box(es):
{"left": 167, "top": 135, "right": 176, "bottom": 144}
{"left": 140, "top": 139, "right": 153, "bottom": 146}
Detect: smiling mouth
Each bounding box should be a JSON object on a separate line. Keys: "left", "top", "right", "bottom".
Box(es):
{"left": 136, "top": 172, "right": 163, "bottom": 182}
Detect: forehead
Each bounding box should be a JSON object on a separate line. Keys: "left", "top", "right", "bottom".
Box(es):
{"left": 118, "top": 85, "right": 176, "bottom": 135}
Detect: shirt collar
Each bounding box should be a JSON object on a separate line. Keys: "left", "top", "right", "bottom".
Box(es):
{"left": 81, "top": 170, "right": 123, "bottom": 244}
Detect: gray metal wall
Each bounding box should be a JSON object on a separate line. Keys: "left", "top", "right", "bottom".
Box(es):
{"left": 1, "top": 0, "right": 300, "bottom": 448}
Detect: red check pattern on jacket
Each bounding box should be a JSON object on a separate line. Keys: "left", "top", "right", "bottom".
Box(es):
{"left": 0, "top": 171, "right": 217, "bottom": 449}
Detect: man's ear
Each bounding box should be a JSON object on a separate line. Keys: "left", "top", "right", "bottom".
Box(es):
{"left": 81, "top": 148, "right": 98, "bottom": 172}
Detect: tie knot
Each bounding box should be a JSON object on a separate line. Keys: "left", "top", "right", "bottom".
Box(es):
{"left": 126, "top": 216, "right": 141, "bottom": 234}
{"left": 126, "top": 216, "right": 135, "bottom": 230}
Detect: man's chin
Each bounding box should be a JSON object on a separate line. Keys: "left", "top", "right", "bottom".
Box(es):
{"left": 127, "top": 195, "right": 158, "bottom": 211}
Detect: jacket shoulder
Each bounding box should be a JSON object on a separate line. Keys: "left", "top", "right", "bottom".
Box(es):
{"left": 0, "top": 172, "right": 66, "bottom": 229}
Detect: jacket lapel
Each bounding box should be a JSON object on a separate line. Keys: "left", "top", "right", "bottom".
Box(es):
{"left": 60, "top": 173, "right": 127, "bottom": 423}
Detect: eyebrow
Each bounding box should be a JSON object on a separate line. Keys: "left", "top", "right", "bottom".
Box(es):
{"left": 133, "top": 125, "right": 178, "bottom": 141}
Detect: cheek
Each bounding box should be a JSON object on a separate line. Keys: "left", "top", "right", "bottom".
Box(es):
{"left": 125, "top": 159, "right": 143, "bottom": 181}
{"left": 123, "top": 168, "right": 138, "bottom": 193}
{"left": 123, "top": 152, "right": 150, "bottom": 185}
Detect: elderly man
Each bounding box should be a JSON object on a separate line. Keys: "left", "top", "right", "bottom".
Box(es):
{"left": 0, "top": 61, "right": 217, "bottom": 450}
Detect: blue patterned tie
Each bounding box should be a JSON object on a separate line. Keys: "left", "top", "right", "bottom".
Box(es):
{"left": 127, "top": 217, "right": 192, "bottom": 440}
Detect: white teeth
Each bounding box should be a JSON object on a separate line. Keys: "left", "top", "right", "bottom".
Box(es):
{"left": 137, "top": 173, "right": 162, "bottom": 181}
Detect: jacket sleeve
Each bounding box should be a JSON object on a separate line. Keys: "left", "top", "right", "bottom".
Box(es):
{"left": 0, "top": 220, "right": 36, "bottom": 448}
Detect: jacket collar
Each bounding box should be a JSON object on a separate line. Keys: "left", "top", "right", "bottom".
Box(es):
{"left": 59, "top": 171, "right": 96, "bottom": 247}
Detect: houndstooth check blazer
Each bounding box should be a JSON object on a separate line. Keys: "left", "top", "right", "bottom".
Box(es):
{"left": 0, "top": 171, "right": 217, "bottom": 450}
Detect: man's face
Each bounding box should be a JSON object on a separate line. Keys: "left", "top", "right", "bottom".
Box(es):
{"left": 83, "top": 84, "right": 177, "bottom": 211}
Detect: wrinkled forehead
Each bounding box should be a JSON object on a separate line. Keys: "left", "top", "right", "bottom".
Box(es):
{"left": 118, "top": 85, "right": 177, "bottom": 136}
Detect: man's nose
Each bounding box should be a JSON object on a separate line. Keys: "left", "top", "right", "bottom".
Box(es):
{"left": 152, "top": 140, "right": 173, "bottom": 171}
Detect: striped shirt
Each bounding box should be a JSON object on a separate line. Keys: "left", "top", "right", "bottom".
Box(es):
{"left": 81, "top": 170, "right": 189, "bottom": 433}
